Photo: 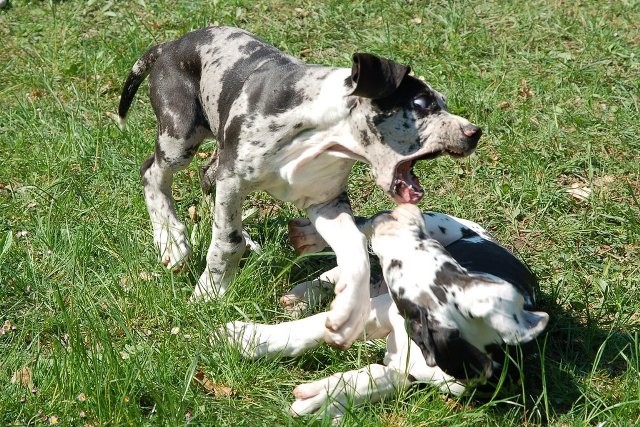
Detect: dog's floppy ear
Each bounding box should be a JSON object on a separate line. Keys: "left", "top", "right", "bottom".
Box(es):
{"left": 350, "top": 53, "right": 410, "bottom": 99}
{"left": 430, "top": 327, "right": 494, "bottom": 380}
{"left": 407, "top": 309, "right": 438, "bottom": 367}
{"left": 392, "top": 295, "right": 438, "bottom": 366}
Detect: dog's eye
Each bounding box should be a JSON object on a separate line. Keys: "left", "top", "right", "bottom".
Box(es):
{"left": 412, "top": 95, "right": 434, "bottom": 110}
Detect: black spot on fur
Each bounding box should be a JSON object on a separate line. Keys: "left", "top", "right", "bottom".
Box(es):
{"left": 140, "top": 155, "right": 154, "bottom": 185}
{"left": 239, "top": 40, "right": 263, "bottom": 54}
{"left": 269, "top": 122, "right": 284, "bottom": 132}
{"left": 228, "top": 230, "right": 243, "bottom": 245}
{"left": 360, "top": 129, "right": 371, "bottom": 146}
{"left": 433, "top": 261, "right": 465, "bottom": 288}
{"left": 156, "top": 147, "right": 168, "bottom": 164}
{"left": 294, "top": 122, "right": 303, "bottom": 129}
{"left": 390, "top": 259, "right": 403, "bottom": 269}
{"left": 398, "top": 287, "right": 405, "bottom": 296}
{"left": 217, "top": 38, "right": 292, "bottom": 144}
{"left": 439, "top": 226, "right": 447, "bottom": 234}
{"left": 244, "top": 56, "right": 306, "bottom": 117}
{"left": 460, "top": 227, "right": 476, "bottom": 238}
{"left": 219, "top": 114, "right": 245, "bottom": 165}
{"left": 512, "top": 313, "right": 520, "bottom": 324}
{"left": 431, "top": 285, "right": 448, "bottom": 304}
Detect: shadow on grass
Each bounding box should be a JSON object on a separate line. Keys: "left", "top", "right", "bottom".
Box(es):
{"left": 459, "top": 291, "right": 637, "bottom": 422}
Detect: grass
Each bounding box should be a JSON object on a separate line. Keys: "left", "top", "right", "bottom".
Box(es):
{"left": 1, "top": 0, "right": 639, "bottom": 425}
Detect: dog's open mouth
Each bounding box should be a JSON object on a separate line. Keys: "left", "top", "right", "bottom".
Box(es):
{"left": 391, "top": 152, "right": 444, "bottom": 204}
{"left": 393, "top": 159, "right": 424, "bottom": 204}
{"left": 391, "top": 147, "right": 471, "bottom": 204}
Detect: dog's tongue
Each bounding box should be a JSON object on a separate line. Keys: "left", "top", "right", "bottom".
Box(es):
{"left": 393, "top": 162, "right": 424, "bottom": 204}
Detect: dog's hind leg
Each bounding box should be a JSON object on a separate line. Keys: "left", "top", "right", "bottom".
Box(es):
{"left": 142, "top": 64, "right": 211, "bottom": 270}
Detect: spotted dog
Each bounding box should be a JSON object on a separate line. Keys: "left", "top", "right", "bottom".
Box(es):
{"left": 224, "top": 204, "right": 548, "bottom": 417}
{"left": 117, "top": 26, "right": 481, "bottom": 347}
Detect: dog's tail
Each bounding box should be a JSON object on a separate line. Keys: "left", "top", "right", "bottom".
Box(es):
{"left": 115, "top": 43, "right": 166, "bottom": 130}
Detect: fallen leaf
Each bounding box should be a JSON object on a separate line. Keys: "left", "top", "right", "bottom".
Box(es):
{"left": 498, "top": 100, "right": 511, "bottom": 109}
{"left": 593, "top": 175, "right": 615, "bottom": 187}
{"left": 27, "top": 89, "right": 43, "bottom": 101}
{"left": 188, "top": 205, "right": 199, "bottom": 222}
{"left": 49, "top": 416, "right": 59, "bottom": 425}
{"left": 409, "top": 17, "right": 422, "bottom": 24}
{"left": 11, "top": 367, "right": 34, "bottom": 389}
{"left": 77, "top": 392, "right": 87, "bottom": 402}
{"left": 518, "top": 78, "right": 534, "bottom": 99}
{"left": 565, "top": 182, "right": 591, "bottom": 202}
{"left": 294, "top": 7, "right": 311, "bottom": 17}
{"left": 1, "top": 319, "right": 17, "bottom": 335}
{"left": 170, "top": 326, "right": 180, "bottom": 335}
{"left": 139, "top": 271, "right": 156, "bottom": 281}
{"left": 118, "top": 277, "right": 131, "bottom": 291}
{"left": 193, "top": 368, "right": 236, "bottom": 397}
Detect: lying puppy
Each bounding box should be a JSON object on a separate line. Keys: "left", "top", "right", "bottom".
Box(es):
{"left": 117, "top": 26, "right": 481, "bottom": 347}
{"left": 225, "top": 204, "right": 548, "bottom": 417}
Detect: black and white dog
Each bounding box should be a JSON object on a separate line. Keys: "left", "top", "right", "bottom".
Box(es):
{"left": 224, "top": 204, "right": 548, "bottom": 417}
{"left": 117, "top": 26, "right": 481, "bottom": 347}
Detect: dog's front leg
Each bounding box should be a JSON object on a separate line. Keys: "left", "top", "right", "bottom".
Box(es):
{"left": 307, "top": 195, "right": 370, "bottom": 349}
{"left": 192, "top": 176, "right": 246, "bottom": 300}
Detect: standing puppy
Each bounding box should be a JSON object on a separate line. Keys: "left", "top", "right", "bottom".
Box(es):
{"left": 117, "top": 26, "right": 481, "bottom": 347}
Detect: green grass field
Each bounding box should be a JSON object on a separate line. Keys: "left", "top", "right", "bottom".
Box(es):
{"left": 1, "top": 0, "right": 639, "bottom": 425}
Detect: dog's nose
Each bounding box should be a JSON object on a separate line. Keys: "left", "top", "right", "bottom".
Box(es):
{"left": 461, "top": 124, "right": 482, "bottom": 147}
{"left": 462, "top": 124, "right": 482, "bottom": 139}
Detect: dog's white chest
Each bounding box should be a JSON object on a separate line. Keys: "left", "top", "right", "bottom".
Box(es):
{"left": 264, "top": 150, "right": 355, "bottom": 209}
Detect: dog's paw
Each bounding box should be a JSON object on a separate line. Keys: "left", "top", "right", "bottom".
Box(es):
{"left": 154, "top": 224, "right": 191, "bottom": 271}
{"left": 288, "top": 218, "right": 328, "bottom": 254}
{"left": 279, "top": 294, "right": 310, "bottom": 319}
{"left": 290, "top": 375, "right": 345, "bottom": 417}
{"left": 290, "top": 369, "right": 372, "bottom": 418}
{"left": 324, "top": 286, "right": 370, "bottom": 349}
{"left": 291, "top": 365, "right": 404, "bottom": 418}
{"left": 222, "top": 321, "right": 271, "bottom": 359}
{"left": 190, "top": 270, "right": 223, "bottom": 301}
{"left": 280, "top": 276, "right": 335, "bottom": 318}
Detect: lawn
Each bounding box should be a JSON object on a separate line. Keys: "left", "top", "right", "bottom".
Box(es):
{"left": 1, "top": 0, "right": 639, "bottom": 425}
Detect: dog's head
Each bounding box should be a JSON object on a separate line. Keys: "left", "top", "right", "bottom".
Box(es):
{"left": 342, "top": 54, "right": 481, "bottom": 204}
{"left": 371, "top": 205, "right": 548, "bottom": 382}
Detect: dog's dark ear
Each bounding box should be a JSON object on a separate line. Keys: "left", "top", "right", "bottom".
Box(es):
{"left": 407, "top": 310, "right": 438, "bottom": 367}
{"left": 430, "top": 327, "right": 494, "bottom": 380}
{"left": 392, "top": 294, "right": 439, "bottom": 366}
{"left": 350, "top": 53, "right": 410, "bottom": 99}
